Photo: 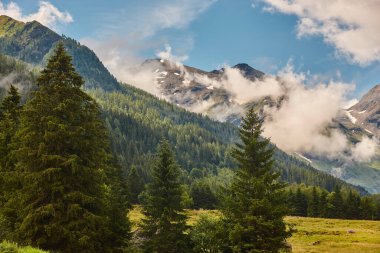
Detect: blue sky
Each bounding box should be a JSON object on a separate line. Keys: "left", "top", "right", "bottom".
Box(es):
{"left": 2, "top": 0, "right": 380, "bottom": 97}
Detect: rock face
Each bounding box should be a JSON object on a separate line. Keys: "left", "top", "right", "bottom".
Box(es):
{"left": 141, "top": 59, "right": 274, "bottom": 123}
{"left": 349, "top": 84, "right": 380, "bottom": 139}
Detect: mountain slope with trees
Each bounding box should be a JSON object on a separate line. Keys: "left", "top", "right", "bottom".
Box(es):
{"left": 0, "top": 15, "right": 367, "bottom": 194}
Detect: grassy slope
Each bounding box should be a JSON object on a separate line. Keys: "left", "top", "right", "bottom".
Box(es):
{"left": 0, "top": 241, "right": 47, "bottom": 253}
{"left": 130, "top": 207, "right": 380, "bottom": 253}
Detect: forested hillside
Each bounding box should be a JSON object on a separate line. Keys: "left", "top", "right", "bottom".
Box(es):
{"left": 0, "top": 15, "right": 367, "bottom": 194}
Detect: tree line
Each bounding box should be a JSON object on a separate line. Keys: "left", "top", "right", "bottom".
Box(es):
{"left": 287, "top": 185, "right": 380, "bottom": 220}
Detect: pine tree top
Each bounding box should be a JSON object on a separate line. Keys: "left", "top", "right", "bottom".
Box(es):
{"left": 0, "top": 85, "right": 21, "bottom": 116}
{"left": 38, "top": 42, "right": 83, "bottom": 88}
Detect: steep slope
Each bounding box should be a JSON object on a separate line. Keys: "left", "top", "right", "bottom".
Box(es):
{"left": 0, "top": 16, "right": 366, "bottom": 193}
{"left": 349, "top": 84, "right": 380, "bottom": 139}
{"left": 0, "top": 15, "right": 119, "bottom": 90}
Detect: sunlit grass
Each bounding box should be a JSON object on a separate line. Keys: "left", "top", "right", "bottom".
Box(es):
{"left": 130, "top": 206, "right": 380, "bottom": 253}
{"left": 0, "top": 241, "right": 47, "bottom": 253}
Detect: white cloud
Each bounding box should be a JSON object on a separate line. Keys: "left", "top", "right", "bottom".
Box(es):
{"left": 81, "top": 0, "right": 215, "bottom": 85}
{"left": 146, "top": 0, "right": 217, "bottom": 37}
{"left": 262, "top": 63, "right": 355, "bottom": 156}
{"left": 259, "top": 0, "right": 380, "bottom": 65}
{"left": 0, "top": 1, "right": 73, "bottom": 29}
{"left": 157, "top": 44, "right": 189, "bottom": 66}
{"left": 351, "top": 136, "right": 378, "bottom": 162}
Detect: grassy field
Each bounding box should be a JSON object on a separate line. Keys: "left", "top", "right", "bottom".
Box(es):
{"left": 130, "top": 206, "right": 380, "bottom": 253}
{"left": 286, "top": 216, "right": 380, "bottom": 253}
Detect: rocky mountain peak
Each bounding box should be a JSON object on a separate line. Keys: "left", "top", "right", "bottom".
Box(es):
{"left": 233, "top": 63, "right": 265, "bottom": 80}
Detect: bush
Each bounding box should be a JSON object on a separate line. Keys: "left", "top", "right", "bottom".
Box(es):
{"left": 190, "top": 215, "right": 230, "bottom": 253}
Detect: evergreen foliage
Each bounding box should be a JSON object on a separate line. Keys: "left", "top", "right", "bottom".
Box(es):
{"left": 286, "top": 185, "right": 380, "bottom": 220}
{"left": 307, "top": 187, "right": 320, "bottom": 217}
{"left": 11, "top": 43, "right": 129, "bottom": 252}
{"left": 0, "top": 85, "right": 22, "bottom": 241}
{"left": 127, "top": 166, "right": 144, "bottom": 204}
{"left": 221, "top": 108, "right": 291, "bottom": 252}
{"left": 289, "top": 188, "right": 308, "bottom": 217}
{"left": 140, "top": 139, "right": 190, "bottom": 253}
{"left": 190, "top": 180, "right": 218, "bottom": 209}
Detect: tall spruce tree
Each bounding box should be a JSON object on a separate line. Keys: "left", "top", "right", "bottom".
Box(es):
{"left": 292, "top": 188, "right": 308, "bottom": 217}
{"left": 0, "top": 85, "right": 21, "bottom": 170}
{"left": 221, "top": 108, "right": 291, "bottom": 252}
{"left": 0, "top": 85, "right": 22, "bottom": 240}
{"left": 307, "top": 187, "right": 320, "bottom": 217}
{"left": 127, "top": 166, "right": 144, "bottom": 204}
{"left": 345, "top": 190, "right": 361, "bottom": 219}
{"left": 13, "top": 43, "right": 129, "bottom": 252}
{"left": 141, "top": 139, "right": 190, "bottom": 253}
{"left": 327, "top": 186, "right": 344, "bottom": 218}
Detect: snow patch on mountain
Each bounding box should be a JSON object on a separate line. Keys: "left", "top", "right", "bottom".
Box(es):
{"left": 345, "top": 110, "right": 357, "bottom": 124}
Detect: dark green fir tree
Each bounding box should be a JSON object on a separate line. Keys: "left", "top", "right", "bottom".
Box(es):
{"left": 345, "top": 190, "right": 361, "bottom": 219}
{"left": 0, "top": 85, "right": 22, "bottom": 240}
{"left": 327, "top": 186, "right": 344, "bottom": 219}
{"left": 13, "top": 43, "right": 129, "bottom": 252}
{"left": 140, "top": 139, "right": 190, "bottom": 253}
{"left": 127, "top": 166, "right": 144, "bottom": 205}
{"left": 221, "top": 108, "right": 292, "bottom": 252}
{"left": 307, "top": 187, "right": 320, "bottom": 217}
{"left": 292, "top": 188, "right": 308, "bottom": 217}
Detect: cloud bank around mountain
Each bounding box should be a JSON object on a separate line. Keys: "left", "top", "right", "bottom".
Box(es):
{"left": 139, "top": 52, "right": 378, "bottom": 162}
{"left": 259, "top": 0, "right": 380, "bottom": 65}
{"left": 0, "top": 1, "right": 73, "bottom": 28}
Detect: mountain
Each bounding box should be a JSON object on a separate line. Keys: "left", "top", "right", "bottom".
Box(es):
{"left": 135, "top": 58, "right": 380, "bottom": 193}
{"left": 140, "top": 58, "right": 279, "bottom": 124}
{"left": 312, "top": 86, "right": 380, "bottom": 193}
{"left": 349, "top": 84, "right": 380, "bottom": 139}
{"left": 0, "top": 15, "right": 119, "bottom": 90}
{"left": 0, "top": 15, "right": 367, "bottom": 194}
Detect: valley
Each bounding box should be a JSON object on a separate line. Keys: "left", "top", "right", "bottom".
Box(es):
{"left": 0, "top": 2, "right": 380, "bottom": 252}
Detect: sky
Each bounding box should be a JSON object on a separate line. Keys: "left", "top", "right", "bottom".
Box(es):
{"left": 1, "top": 0, "right": 380, "bottom": 98}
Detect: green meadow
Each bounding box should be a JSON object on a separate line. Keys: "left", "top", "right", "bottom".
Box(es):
{"left": 129, "top": 207, "right": 380, "bottom": 253}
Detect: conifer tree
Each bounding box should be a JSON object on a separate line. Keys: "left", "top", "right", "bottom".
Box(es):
{"left": 0, "top": 85, "right": 22, "bottom": 240}
{"left": 190, "top": 180, "right": 218, "bottom": 209}
{"left": 127, "top": 166, "right": 144, "bottom": 204}
{"left": 0, "top": 85, "right": 21, "bottom": 170}
{"left": 345, "top": 190, "right": 361, "bottom": 219}
{"left": 221, "top": 108, "right": 291, "bottom": 252}
{"left": 13, "top": 43, "right": 129, "bottom": 252}
{"left": 141, "top": 139, "right": 190, "bottom": 253}
{"left": 327, "top": 186, "right": 344, "bottom": 218}
{"left": 307, "top": 187, "right": 320, "bottom": 217}
{"left": 292, "top": 188, "right": 308, "bottom": 217}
